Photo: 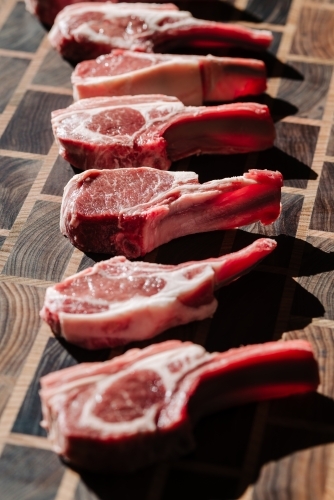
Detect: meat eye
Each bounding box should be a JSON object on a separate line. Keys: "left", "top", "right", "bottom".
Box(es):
{"left": 93, "top": 370, "right": 166, "bottom": 422}
{"left": 86, "top": 108, "right": 145, "bottom": 136}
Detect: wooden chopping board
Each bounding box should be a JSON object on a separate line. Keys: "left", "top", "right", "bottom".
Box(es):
{"left": 1, "top": 0, "right": 334, "bottom": 499}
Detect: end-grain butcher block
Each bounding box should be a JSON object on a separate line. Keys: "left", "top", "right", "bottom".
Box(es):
{"left": 52, "top": 95, "right": 275, "bottom": 171}
{"left": 40, "top": 339, "right": 319, "bottom": 472}
{"left": 61, "top": 168, "right": 282, "bottom": 258}
{"left": 72, "top": 50, "right": 267, "bottom": 104}
{"left": 48, "top": 2, "right": 273, "bottom": 63}
{"left": 40, "top": 238, "right": 277, "bottom": 349}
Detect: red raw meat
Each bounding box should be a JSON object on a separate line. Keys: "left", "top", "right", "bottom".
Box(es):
{"left": 40, "top": 238, "right": 276, "bottom": 349}
{"left": 40, "top": 339, "right": 319, "bottom": 472}
{"left": 60, "top": 167, "right": 282, "bottom": 258}
{"left": 48, "top": 2, "right": 273, "bottom": 62}
{"left": 25, "top": 0, "right": 107, "bottom": 26}
{"left": 52, "top": 95, "right": 275, "bottom": 171}
{"left": 72, "top": 49, "right": 267, "bottom": 104}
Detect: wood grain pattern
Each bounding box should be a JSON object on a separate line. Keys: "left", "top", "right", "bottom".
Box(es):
{"left": 0, "top": 283, "right": 45, "bottom": 377}
{"left": 0, "top": 444, "right": 64, "bottom": 500}
{"left": 0, "top": 0, "right": 334, "bottom": 499}
{"left": 0, "top": 156, "right": 42, "bottom": 230}
{"left": 234, "top": 193, "right": 304, "bottom": 269}
{"left": 0, "top": 57, "right": 30, "bottom": 113}
{"left": 277, "top": 62, "right": 333, "bottom": 120}
{"left": 42, "top": 157, "right": 77, "bottom": 197}
{"left": 268, "top": 32, "right": 283, "bottom": 56}
{"left": 33, "top": 49, "right": 73, "bottom": 90}
{"left": 12, "top": 339, "right": 76, "bottom": 437}
{"left": 243, "top": 192, "right": 304, "bottom": 238}
{"left": 291, "top": 7, "right": 334, "bottom": 59}
{"left": 0, "top": 282, "right": 44, "bottom": 420}
{"left": 55, "top": 469, "right": 80, "bottom": 500}
{"left": 6, "top": 433, "right": 52, "bottom": 451}
{"left": 246, "top": 0, "right": 292, "bottom": 25}
{"left": 3, "top": 200, "right": 74, "bottom": 281}
{"left": 0, "top": 2, "right": 44, "bottom": 53}
{"left": 257, "top": 123, "right": 319, "bottom": 188}
{"left": 292, "top": 236, "right": 334, "bottom": 319}
{"left": 0, "top": 375, "right": 16, "bottom": 420}
{"left": 252, "top": 445, "right": 333, "bottom": 500}
{"left": 250, "top": 324, "right": 334, "bottom": 500}
{"left": 0, "top": 91, "right": 72, "bottom": 154}
{"left": 310, "top": 162, "right": 334, "bottom": 231}
{"left": 326, "top": 126, "right": 334, "bottom": 156}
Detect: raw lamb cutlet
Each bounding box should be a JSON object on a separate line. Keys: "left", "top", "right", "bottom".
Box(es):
{"left": 73, "top": 49, "right": 267, "bottom": 105}
{"left": 40, "top": 238, "right": 276, "bottom": 349}
{"left": 48, "top": 2, "right": 273, "bottom": 63}
{"left": 61, "top": 168, "right": 282, "bottom": 258}
{"left": 52, "top": 95, "right": 275, "bottom": 171}
{"left": 40, "top": 339, "right": 319, "bottom": 472}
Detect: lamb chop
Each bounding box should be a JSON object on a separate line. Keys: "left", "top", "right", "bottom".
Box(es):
{"left": 52, "top": 95, "right": 275, "bottom": 171}
{"left": 48, "top": 2, "right": 273, "bottom": 63}
{"left": 72, "top": 49, "right": 267, "bottom": 104}
{"left": 40, "top": 338, "right": 319, "bottom": 472}
{"left": 40, "top": 238, "right": 277, "bottom": 349}
{"left": 61, "top": 167, "right": 282, "bottom": 258}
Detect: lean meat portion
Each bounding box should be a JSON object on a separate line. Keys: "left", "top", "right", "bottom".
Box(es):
{"left": 52, "top": 95, "right": 275, "bottom": 171}
{"left": 61, "top": 168, "right": 282, "bottom": 258}
{"left": 25, "top": 0, "right": 106, "bottom": 27}
{"left": 48, "top": 3, "right": 273, "bottom": 63}
{"left": 40, "top": 238, "right": 276, "bottom": 349}
{"left": 72, "top": 50, "right": 267, "bottom": 104}
{"left": 40, "top": 339, "right": 319, "bottom": 472}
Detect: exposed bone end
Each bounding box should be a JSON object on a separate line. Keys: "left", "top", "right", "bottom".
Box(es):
{"left": 211, "top": 237, "right": 277, "bottom": 287}
{"left": 245, "top": 169, "right": 283, "bottom": 187}
{"left": 201, "top": 57, "right": 267, "bottom": 102}
{"left": 255, "top": 237, "right": 277, "bottom": 253}
{"left": 164, "top": 102, "right": 275, "bottom": 161}
{"left": 251, "top": 28, "right": 273, "bottom": 50}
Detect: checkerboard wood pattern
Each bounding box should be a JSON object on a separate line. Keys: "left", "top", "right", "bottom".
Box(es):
{"left": 1, "top": 0, "right": 334, "bottom": 498}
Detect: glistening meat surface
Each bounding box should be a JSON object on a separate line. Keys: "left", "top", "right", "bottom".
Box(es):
{"left": 52, "top": 95, "right": 275, "bottom": 171}
{"left": 61, "top": 168, "right": 282, "bottom": 258}
{"left": 40, "top": 339, "right": 319, "bottom": 472}
{"left": 72, "top": 49, "right": 267, "bottom": 104}
{"left": 40, "top": 238, "right": 276, "bottom": 349}
{"left": 48, "top": 2, "right": 273, "bottom": 62}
